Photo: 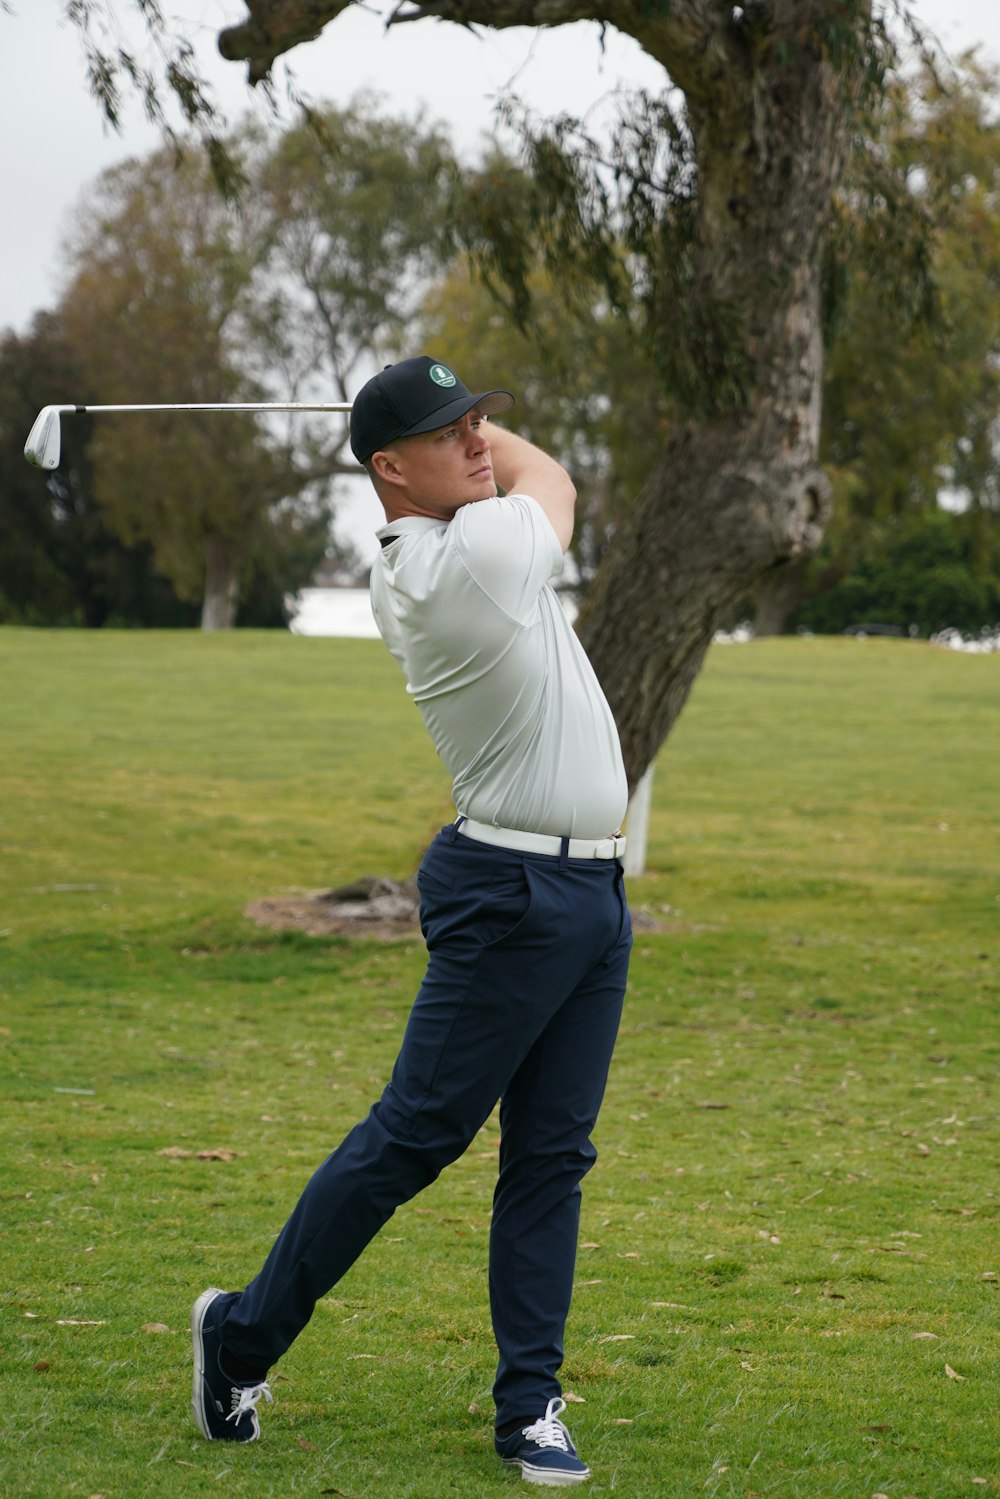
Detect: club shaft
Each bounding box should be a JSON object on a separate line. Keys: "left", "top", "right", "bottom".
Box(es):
{"left": 67, "top": 402, "right": 353, "bottom": 415}
{"left": 24, "top": 400, "right": 353, "bottom": 470}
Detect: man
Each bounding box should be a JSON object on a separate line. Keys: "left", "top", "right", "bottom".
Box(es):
{"left": 191, "top": 356, "right": 632, "bottom": 1487}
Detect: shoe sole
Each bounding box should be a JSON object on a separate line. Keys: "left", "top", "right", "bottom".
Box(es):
{"left": 191, "top": 1286, "right": 227, "bottom": 1441}
{"left": 502, "top": 1456, "right": 591, "bottom": 1486}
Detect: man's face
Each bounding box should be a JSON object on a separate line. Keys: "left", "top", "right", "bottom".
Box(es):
{"left": 374, "top": 409, "right": 495, "bottom": 519}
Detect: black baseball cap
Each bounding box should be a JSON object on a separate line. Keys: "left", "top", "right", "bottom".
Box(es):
{"left": 349, "top": 355, "right": 514, "bottom": 464}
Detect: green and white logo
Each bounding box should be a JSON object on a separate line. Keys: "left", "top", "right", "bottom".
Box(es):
{"left": 429, "top": 364, "right": 457, "bottom": 388}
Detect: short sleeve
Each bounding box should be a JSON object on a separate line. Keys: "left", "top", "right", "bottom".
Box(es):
{"left": 448, "top": 495, "right": 563, "bottom": 621}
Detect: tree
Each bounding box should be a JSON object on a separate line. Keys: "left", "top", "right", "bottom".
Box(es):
{"left": 220, "top": 1, "right": 917, "bottom": 788}
{"left": 846, "top": 54, "right": 1000, "bottom": 521}
{"left": 793, "top": 510, "right": 1000, "bottom": 637}
{"left": 58, "top": 144, "right": 317, "bottom": 629}
{"left": 242, "top": 99, "right": 458, "bottom": 476}
{"left": 757, "top": 52, "right": 1000, "bottom": 636}
{"left": 54, "top": 102, "right": 457, "bottom": 627}
{"left": 0, "top": 311, "right": 343, "bottom": 628}
{"left": 0, "top": 315, "right": 199, "bottom": 626}
{"left": 64, "top": 0, "right": 934, "bottom": 786}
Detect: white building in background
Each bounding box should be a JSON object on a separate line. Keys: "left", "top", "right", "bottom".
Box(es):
{"left": 288, "top": 585, "right": 581, "bottom": 638}
{"left": 288, "top": 588, "right": 380, "bottom": 638}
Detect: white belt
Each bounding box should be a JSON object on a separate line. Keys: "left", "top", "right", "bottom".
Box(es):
{"left": 458, "top": 817, "right": 626, "bottom": 861}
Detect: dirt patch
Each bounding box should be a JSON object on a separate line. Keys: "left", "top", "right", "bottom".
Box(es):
{"left": 246, "top": 876, "right": 671, "bottom": 943}
{"left": 245, "top": 876, "right": 421, "bottom": 942}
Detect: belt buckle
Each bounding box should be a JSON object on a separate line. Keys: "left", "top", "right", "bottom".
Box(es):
{"left": 595, "top": 833, "right": 626, "bottom": 860}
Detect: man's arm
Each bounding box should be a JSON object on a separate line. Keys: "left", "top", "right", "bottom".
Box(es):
{"left": 487, "top": 424, "right": 576, "bottom": 553}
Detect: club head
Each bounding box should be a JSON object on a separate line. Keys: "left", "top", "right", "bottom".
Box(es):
{"left": 24, "top": 405, "right": 66, "bottom": 470}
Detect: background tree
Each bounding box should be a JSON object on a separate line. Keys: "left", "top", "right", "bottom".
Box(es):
{"left": 52, "top": 102, "right": 457, "bottom": 627}
{"left": 0, "top": 315, "right": 198, "bottom": 626}
{"left": 58, "top": 144, "right": 321, "bottom": 629}
{"left": 793, "top": 510, "right": 1000, "bottom": 636}
{"left": 755, "top": 52, "right": 1000, "bottom": 636}
{"left": 248, "top": 99, "right": 458, "bottom": 423}
{"left": 1, "top": 312, "right": 355, "bottom": 629}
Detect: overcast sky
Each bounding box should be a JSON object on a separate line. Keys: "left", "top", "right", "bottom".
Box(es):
{"left": 3, "top": 0, "right": 999, "bottom": 340}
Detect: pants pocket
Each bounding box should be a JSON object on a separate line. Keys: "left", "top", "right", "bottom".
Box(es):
{"left": 480, "top": 864, "right": 533, "bottom": 948}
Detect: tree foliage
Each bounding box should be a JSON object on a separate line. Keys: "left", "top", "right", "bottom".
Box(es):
{"left": 824, "top": 55, "right": 1000, "bottom": 521}
{"left": 57, "top": 144, "right": 319, "bottom": 627}
{"left": 794, "top": 511, "right": 1000, "bottom": 637}
{"left": 420, "top": 248, "right": 669, "bottom": 586}
{"left": 59, "top": 1, "right": 903, "bottom": 425}
{"left": 246, "top": 99, "right": 457, "bottom": 436}
{"left": 0, "top": 315, "right": 198, "bottom": 626}
{"left": 60, "top": 0, "right": 248, "bottom": 198}
{"left": 0, "top": 313, "right": 339, "bottom": 628}
{"left": 434, "top": 51, "right": 1000, "bottom": 638}
{"left": 769, "top": 52, "right": 1000, "bottom": 635}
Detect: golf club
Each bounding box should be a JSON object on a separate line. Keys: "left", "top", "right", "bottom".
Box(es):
{"left": 24, "top": 401, "right": 353, "bottom": 471}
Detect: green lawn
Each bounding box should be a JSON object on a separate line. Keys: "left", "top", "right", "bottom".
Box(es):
{"left": 1, "top": 628, "right": 997, "bottom": 1498}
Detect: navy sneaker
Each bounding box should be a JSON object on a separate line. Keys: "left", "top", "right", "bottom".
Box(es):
{"left": 191, "top": 1287, "right": 273, "bottom": 1442}
{"left": 495, "top": 1398, "right": 591, "bottom": 1486}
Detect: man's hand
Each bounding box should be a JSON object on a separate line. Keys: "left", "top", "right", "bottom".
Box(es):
{"left": 487, "top": 425, "right": 576, "bottom": 552}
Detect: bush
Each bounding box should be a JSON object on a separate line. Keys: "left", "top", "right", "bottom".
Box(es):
{"left": 793, "top": 512, "right": 1000, "bottom": 636}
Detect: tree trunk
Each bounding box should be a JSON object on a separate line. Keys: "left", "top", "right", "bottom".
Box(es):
{"left": 577, "top": 257, "right": 833, "bottom": 789}
{"left": 573, "top": 7, "right": 864, "bottom": 789}
{"left": 753, "top": 561, "right": 811, "bottom": 638}
{"left": 201, "top": 534, "right": 241, "bottom": 631}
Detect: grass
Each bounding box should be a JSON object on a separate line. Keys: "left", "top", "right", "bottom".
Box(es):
{"left": 0, "top": 626, "right": 997, "bottom": 1498}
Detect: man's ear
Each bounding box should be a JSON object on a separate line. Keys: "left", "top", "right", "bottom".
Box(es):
{"left": 371, "top": 448, "right": 406, "bottom": 488}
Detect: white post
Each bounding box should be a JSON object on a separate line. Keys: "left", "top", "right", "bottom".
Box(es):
{"left": 624, "top": 764, "right": 654, "bottom": 878}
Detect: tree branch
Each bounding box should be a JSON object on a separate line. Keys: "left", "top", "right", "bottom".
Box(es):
{"left": 217, "top": 0, "right": 731, "bottom": 86}
{"left": 218, "top": 1, "right": 356, "bottom": 81}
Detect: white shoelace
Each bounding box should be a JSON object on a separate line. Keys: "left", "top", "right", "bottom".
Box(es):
{"left": 522, "top": 1397, "right": 572, "bottom": 1452}
{"left": 226, "top": 1379, "right": 273, "bottom": 1425}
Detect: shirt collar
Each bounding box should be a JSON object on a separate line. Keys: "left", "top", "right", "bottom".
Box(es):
{"left": 375, "top": 516, "right": 446, "bottom": 542}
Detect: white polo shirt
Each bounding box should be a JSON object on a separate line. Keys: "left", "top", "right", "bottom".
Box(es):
{"left": 370, "top": 494, "right": 627, "bottom": 839}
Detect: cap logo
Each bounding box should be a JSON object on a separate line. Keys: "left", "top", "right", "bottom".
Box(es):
{"left": 428, "top": 363, "right": 457, "bottom": 389}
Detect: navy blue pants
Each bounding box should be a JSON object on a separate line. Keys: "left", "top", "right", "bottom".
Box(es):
{"left": 219, "top": 823, "right": 632, "bottom": 1425}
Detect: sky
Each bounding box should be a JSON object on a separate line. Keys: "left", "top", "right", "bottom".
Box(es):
{"left": 2, "top": 1, "right": 998, "bottom": 559}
